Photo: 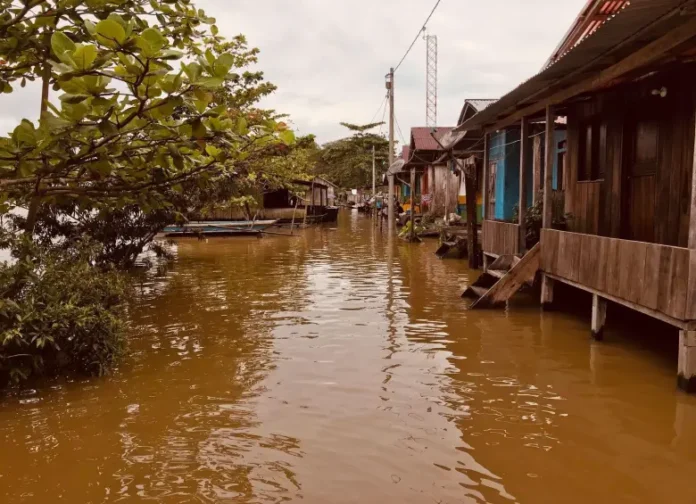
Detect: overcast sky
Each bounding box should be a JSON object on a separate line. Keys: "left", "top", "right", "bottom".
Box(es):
{"left": 2, "top": 0, "right": 587, "bottom": 147}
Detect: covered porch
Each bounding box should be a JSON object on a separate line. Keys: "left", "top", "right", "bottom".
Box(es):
{"left": 454, "top": 0, "right": 696, "bottom": 391}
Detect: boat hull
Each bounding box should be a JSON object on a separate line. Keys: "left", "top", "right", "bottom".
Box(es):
{"left": 163, "top": 220, "right": 278, "bottom": 236}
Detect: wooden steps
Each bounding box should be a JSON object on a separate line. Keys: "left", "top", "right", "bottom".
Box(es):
{"left": 462, "top": 243, "right": 541, "bottom": 309}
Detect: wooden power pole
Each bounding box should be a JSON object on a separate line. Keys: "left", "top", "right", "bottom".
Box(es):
{"left": 387, "top": 68, "right": 395, "bottom": 231}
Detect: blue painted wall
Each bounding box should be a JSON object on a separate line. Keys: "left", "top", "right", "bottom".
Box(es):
{"left": 488, "top": 128, "right": 566, "bottom": 220}
{"left": 489, "top": 130, "right": 521, "bottom": 221}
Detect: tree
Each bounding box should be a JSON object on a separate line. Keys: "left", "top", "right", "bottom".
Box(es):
{"left": 315, "top": 122, "right": 391, "bottom": 189}
{"left": 0, "top": 0, "right": 307, "bottom": 384}
{"left": 0, "top": 2, "right": 296, "bottom": 258}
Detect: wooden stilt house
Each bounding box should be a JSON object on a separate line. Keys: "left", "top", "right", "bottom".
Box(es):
{"left": 453, "top": 0, "right": 696, "bottom": 391}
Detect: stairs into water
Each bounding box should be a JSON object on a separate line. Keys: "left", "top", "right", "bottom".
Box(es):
{"left": 462, "top": 243, "right": 541, "bottom": 309}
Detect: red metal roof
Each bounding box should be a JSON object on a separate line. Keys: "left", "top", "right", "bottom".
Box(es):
{"left": 400, "top": 146, "right": 410, "bottom": 161}
{"left": 410, "top": 127, "right": 454, "bottom": 151}
{"left": 544, "top": 0, "right": 630, "bottom": 68}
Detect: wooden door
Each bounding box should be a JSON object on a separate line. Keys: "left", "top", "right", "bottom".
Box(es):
{"left": 488, "top": 161, "right": 497, "bottom": 219}
{"left": 622, "top": 116, "right": 659, "bottom": 242}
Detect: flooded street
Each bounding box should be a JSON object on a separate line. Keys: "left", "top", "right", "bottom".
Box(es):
{"left": 2, "top": 211, "right": 696, "bottom": 503}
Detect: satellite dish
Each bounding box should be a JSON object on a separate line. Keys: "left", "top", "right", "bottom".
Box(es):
{"left": 387, "top": 159, "right": 405, "bottom": 175}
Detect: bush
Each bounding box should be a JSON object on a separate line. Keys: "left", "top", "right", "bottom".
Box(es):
{"left": 0, "top": 237, "right": 130, "bottom": 386}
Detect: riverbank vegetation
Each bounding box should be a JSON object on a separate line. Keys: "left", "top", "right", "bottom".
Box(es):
{"left": 0, "top": 0, "right": 312, "bottom": 386}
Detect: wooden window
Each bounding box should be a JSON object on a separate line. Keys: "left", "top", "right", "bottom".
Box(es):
{"left": 578, "top": 118, "right": 603, "bottom": 181}
{"left": 632, "top": 119, "right": 659, "bottom": 176}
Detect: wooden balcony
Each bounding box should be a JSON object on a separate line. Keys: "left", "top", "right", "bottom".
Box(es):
{"left": 540, "top": 229, "right": 696, "bottom": 327}
{"left": 482, "top": 220, "right": 520, "bottom": 257}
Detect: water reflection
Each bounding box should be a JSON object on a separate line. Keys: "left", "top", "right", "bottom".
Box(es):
{"left": 1, "top": 210, "right": 696, "bottom": 503}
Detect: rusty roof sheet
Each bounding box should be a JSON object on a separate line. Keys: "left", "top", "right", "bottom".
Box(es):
{"left": 410, "top": 127, "right": 455, "bottom": 151}
{"left": 455, "top": 0, "right": 694, "bottom": 135}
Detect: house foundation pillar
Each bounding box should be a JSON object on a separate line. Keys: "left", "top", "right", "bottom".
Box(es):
{"left": 591, "top": 294, "right": 607, "bottom": 341}
{"left": 541, "top": 274, "right": 554, "bottom": 310}
{"left": 678, "top": 331, "right": 696, "bottom": 393}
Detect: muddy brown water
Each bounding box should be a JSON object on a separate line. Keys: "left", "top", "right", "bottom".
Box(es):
{"left": 2, "top": 211, "right": 696, "bottom": 504}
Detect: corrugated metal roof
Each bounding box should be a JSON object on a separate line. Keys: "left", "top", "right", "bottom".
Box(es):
{"left": 410, "top": 127, "right": 454, "bottom": 151}
{"left": 467, "top": 99, "right": 497, "bottom": 112}
{"left": 400, "top": 146, "right": 410, "bottom": 161}
{"left": 454, "top": 0, "right": 694, "bottom": 135}
{"left": 544, "top": 0, "right": 630, "bottom": 69}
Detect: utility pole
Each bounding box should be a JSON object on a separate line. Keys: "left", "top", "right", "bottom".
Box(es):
{"left": 387, "top": 68, "right": 395, "bottom": 231}
{"left": 372, "top": 145, "right": 376, "bottom": 196}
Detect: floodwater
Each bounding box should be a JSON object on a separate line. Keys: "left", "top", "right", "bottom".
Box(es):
{"left": 2, "top": 211, "right": 696, "bottom": 504}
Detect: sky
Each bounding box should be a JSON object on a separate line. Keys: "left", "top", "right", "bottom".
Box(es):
{"left": 1, "top": 0, "right": 588, "bottom": 148}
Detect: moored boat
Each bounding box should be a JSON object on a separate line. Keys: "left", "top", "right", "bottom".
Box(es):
{"left": 163, "top": 220, "right": 278, "bottom": 237}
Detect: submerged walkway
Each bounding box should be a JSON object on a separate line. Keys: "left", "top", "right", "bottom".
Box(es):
{"left": 1, "top": 211, "right": 696, "bottom": 503}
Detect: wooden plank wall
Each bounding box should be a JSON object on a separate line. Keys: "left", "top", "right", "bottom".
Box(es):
{"left": 482, "top": 220, "right": 520, "bottom": 256}
{"left": 564, "top": 68, "right": 696, "bottom": 245}
{"left": 541, "top": 229, "right": 691, "bottom": 320}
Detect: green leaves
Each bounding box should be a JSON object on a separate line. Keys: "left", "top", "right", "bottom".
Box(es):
{"left": 279, "top": 129, "right": 295, "bottom": 146}
{"left": 51, "top": 32, "right": 76, "bottom": 65}
{"left": 95, "top": 19, "right": 126, "bottom": 46}
{"left": 137, "top": 28, "right": 166, "bottom": 57}
{"left": 73, "top": 45, "right": 98, "bottom": 70}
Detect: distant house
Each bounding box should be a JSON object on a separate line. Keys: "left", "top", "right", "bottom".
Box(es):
{"left": 407, "top": 126, "right": 457, "bottom": 218}
{"left": 441, "top": 99, "right": 497, "bottom": 223}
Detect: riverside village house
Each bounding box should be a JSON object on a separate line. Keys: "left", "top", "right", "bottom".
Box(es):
{"left": 445, "top": 0, "right": 696, "bottom": 393}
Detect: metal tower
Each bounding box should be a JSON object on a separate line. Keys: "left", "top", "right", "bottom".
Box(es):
{"left": 424, "top": 32, "right": 438, "bottom": 127}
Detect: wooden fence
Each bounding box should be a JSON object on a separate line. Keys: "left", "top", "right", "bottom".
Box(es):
{"left": 540, "top": 229, "right": 696, "bottom": 321}
{"left": 482, "top": 220, "right": 520, "bottom": 257}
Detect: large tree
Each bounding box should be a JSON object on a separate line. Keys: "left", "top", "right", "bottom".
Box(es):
{"left": 0, "top": 0, "right": 312, "bottom": 383}
{"left": 316, "top": 122, "right": 391, "bottom": 189}
{"left": 0, "top": 0, "right": 303, "bottom": 265}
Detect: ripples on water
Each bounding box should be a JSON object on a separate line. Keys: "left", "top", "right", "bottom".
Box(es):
{"left": 2, "top": 211, "right": 696, "bottom": 503}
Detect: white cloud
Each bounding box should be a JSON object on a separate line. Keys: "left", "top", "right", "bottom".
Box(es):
{"left": 2, "top": 0, "right": 588, "bottom": 147}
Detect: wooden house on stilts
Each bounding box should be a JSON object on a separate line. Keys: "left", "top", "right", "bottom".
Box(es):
{"left": 450, "top": 0, "right": 696, "bottom": 392}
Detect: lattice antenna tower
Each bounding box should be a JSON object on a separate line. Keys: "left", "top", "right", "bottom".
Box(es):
{"left": 423, "top": 31, "right": 438, "bottom": 127}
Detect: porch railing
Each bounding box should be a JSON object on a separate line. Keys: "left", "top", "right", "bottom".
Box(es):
{"left": 540, "top": 229, "right": 696, "bottom": 321}
{"left": 482, "top": 220, "right": 520, "bottom": 257}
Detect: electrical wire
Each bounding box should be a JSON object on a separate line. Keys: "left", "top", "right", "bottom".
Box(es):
{"left": 394, "top": 113, "right": 407, "bottom": 146}
{"left": 370, "top": 94, "right": 388, "bottom": 125}
{"left": 378, "top": 97, "right": 389, "bottom": 137}
{"left": 393, "top": 0, "right": 443, "bottom": 72}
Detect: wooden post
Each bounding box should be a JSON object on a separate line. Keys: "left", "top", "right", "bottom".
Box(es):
{"left": 481, "top": 133, "right": 490, "bottom": 271}
{"left": 533, "top": 134, "right": 542, "bottom": 203}
{"left": 519, "top": 117, "right": 529, "bottom": 252}
{"left": 482, "top": 133, "right": 489, "bottom": 221}
{"left": 445, "top": 162, "right": 450, "bottom": 222}
{"left": 290, "top": 196, "right": 299, "bottom": 235}
{"left": 689, "top": 118, "right": 696, "bottom": 249}
{"left": 410, "top": 167, "right": 416, "bottom": 240}
{"left": 465, "top": 158, "right": 479, "bottom": 270}
{"left": 541, "top": 274, "right": 554, "bottom": 309}
{"left": 678, "top": 331, "right": 696, "bottom": 393}
{"left": 543, "top": 106, "right": 555, "bottom": 229}
{"left": 591, "top": 294, "right": 607, "bottom": 341}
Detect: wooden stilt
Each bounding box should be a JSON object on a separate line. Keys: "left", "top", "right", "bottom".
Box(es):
{"left": 591, "top": 294, "right": 607, "bottom": 341}
{"left": 678, "top": 331, "right": 696, "bottom": 393}
{"left": 519, "top": 117, "right": 529, "bottom": 252}
{"left": 541, "top": 273, "right": 554, "bottom": 310}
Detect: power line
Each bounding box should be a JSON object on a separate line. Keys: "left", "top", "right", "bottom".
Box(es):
{"left": 393, "top": 0, "right": 443, "bottom": 73}
{"left": 370, "top": 94, "right": 388, "bottom": 125}
{"left": 378, "top": 96, "right": 389, "bottom": 137}
{"left": 394, "top": 114, "right": 407, "bottom": 146}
